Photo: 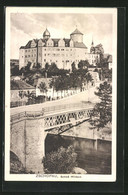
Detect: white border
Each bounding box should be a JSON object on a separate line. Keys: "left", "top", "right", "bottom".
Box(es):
{"left": 5, "top": 7, "right": 117, "bottom": 182}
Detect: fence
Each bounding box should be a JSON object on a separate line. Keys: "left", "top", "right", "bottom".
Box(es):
{"left": 10, "top": 98, "right": 45, "bottom": 108}
{"left": 43, "top": 102, "right": 93, "bottom": 114}
{"left": 10, "top": 102, "right": 94, "bottom": 123}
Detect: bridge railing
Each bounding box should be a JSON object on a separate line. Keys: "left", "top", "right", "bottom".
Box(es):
{"left": 26, "top": 111, "right": 43, "bottom": 118}
{"left": 10, "top": 111, "right": 26, "bottom": 122}
{"left": 10, "top": 102, "right": 94, "bottom": 123}
{"left": 43, "top": 102, "right": 93, "bottom": 113}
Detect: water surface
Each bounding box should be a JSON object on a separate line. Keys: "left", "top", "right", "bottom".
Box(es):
{"left": 45, "top": 134, "right": 111, "bottom": 174}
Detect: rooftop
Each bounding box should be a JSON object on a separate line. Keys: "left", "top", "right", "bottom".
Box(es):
{"left": 70, "top": 28, "right": 83, "bottom": 35}
{"left": 11, "top": 80, "right": 35, "bottom": 90}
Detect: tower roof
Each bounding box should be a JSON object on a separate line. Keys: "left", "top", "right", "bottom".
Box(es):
{"left": 70, "top": 28, "right": 83, "bottom": 35}
{"left": 43, "top": 28, "right": 50, "bottom": 37}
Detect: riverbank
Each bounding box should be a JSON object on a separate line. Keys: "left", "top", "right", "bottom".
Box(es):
{"left": 49, "top": 120, "right": 112, "bottom": 141}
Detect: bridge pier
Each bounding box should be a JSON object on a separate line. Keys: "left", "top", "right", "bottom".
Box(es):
{"left": 10, "top": 118, "right": 48, "bottom": 174}
{"left": 25, "top": 117, "right": 48, "bottom": 173}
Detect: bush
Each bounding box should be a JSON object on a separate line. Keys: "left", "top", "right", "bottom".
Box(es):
{"left": 42, "top": 145, "right": 77, "bottom": 174}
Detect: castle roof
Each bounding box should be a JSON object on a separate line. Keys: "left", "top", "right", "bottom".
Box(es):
{"left": 70, "top": 28, "right": 83, "bottom": 35}
{"left": 43, "top": 28, "right": 50, "bottom": 37}
{"left": 20, "top": 37, "right": 87, "bottom": 49}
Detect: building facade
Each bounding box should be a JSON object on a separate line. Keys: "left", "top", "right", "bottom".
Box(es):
{"left": 19, "top": 28, "right": 100, "bottom": 70}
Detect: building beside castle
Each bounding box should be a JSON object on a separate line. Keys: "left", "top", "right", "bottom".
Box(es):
{"left": 19, "top": 28, "right": 100, "bottom": 70}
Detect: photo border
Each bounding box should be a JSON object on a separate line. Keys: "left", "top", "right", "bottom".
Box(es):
{"left": 1, "top": 3, "right": 125, "bottom": 193}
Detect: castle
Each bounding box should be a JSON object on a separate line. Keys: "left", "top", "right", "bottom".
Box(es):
{"left": 19, "top": 28, "right": 100, "bottom": 70}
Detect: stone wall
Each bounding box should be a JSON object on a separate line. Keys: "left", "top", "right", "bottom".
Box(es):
{"left": 10, "top": 118, "right": 46, "bottom": 174}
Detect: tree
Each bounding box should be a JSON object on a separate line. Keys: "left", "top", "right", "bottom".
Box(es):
{"left": 35, "top": 62, "right": 41, "bottom": 69}
{"left": 11, "top": 65, "right": 19, "bottom": 76}
{"left": 89, "top": 81, "right": 112, "bottom": 131}
{"left": 25, "top": 61, "right": 31, "bottom": 71}
{"left": 39, "top": 82, "right": 47, "bottom": 94}
{"left": 48, "top": 63, "right": 59, "bottom": 76}
{"left": 78, "top": 60, "right": 90, "bottom": 69}
{"left": 42, "top": 145, "right": 77, "bottom": 174}
{"left": 85, "top": 72, "right": 93, "bottom": 89}
{"left": 45, "top": 63, "right": 50, "bottom": 78}
{"left": 71, "top": 62, "right": 76, "bottom": 72}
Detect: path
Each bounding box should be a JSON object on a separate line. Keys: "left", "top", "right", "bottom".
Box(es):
{"left": 11, "top": 82, "right": 100, "bottom": 115}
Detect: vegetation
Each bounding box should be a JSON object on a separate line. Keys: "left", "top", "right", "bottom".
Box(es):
{"left": 42, "top": 145, "right": 77, "bottom": 174}
{"left": 89, "top": 81, "right": 112, "bottom": 131}
{"left": 49, "top": 67, "right": 93, "bottom": 93}
{"left": 78, "top": 60, "right": 90, "bottom": 69}
{"left": 39, "top": 82, "right": 47, "bottom": 93}
{"left": 10, "top": 151, "right": 34, "bottom": 174}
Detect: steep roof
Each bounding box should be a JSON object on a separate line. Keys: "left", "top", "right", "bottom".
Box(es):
{"left": 20, "top": 46, "right": 25, "bottom": 49}
{"left": 43, "top": 28, "right": 50, "bottom": 37}
{"left": 11, "top": 80, "right": 35, "bottom": 90}
{"left": 24, "top": 39, "right": 38, "bottom": 49}
{"left": 74, "top": 42, "right": 87, "bottom": 48}
{"left": 70, "top": 28, "right": 83, "bottom": 35}
{"left": 20, "top": 36, "right": 88, "bottom": 49}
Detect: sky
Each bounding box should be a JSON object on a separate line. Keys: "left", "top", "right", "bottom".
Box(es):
{"left": 10, "top": 12, "right": 113, "bottom": 59}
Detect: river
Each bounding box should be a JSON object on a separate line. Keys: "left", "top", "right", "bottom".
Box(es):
{"left": 45, "top": 134, "right": 111, "bottom": 174}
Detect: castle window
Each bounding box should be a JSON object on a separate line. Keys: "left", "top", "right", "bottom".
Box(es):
{"left": 44, "top": 59, "right": 46, "bottom": 62}
{"left": 61, "top": 49, "right": 64, "bottom": 51}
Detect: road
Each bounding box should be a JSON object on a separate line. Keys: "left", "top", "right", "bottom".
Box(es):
{"left": 11, "top": 82, "right": 100, "bottom": 115}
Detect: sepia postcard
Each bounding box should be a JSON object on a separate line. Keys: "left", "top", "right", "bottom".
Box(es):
{"left": 5, "top": 7, "right": 117, "bottom": 182}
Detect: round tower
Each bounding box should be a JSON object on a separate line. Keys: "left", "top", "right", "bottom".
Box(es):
{"left": 70, "top": 28, "right": 83, "bottom": 43}
{"left": 43, "top": 28, "right": 50, "bottom": 40}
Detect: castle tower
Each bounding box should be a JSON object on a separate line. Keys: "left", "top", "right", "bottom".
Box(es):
{"left": 91, "top": 37, "right": 94, "bottom": 46}
{"left": 90, "top": 37, "right": 95, "bottom": 54}
{"left": 70, "top": 28, "right": 83, "bottom": 43}
{"left": 43, "top": 28, "right": 50, "bottom": 40}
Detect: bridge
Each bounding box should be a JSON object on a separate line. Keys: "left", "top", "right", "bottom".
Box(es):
{"left": 10, "top": 103, "right": 94, "bottom": 173}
